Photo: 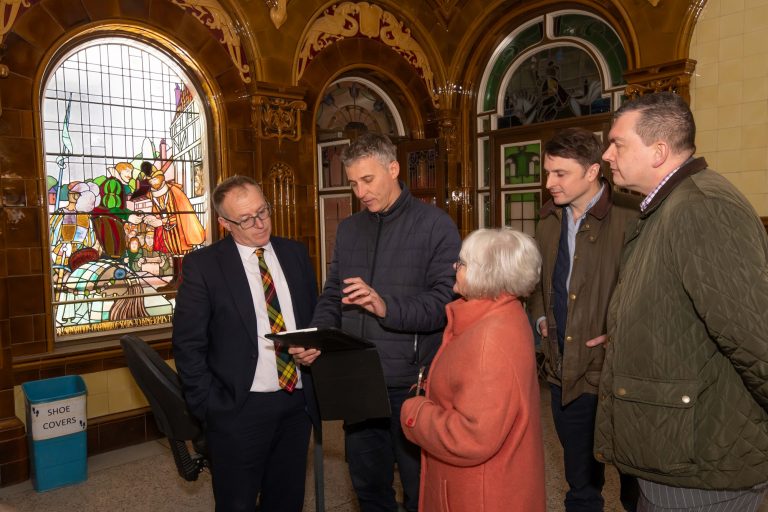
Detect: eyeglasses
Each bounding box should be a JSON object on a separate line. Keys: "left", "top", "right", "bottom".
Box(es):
{"left": 454, "top": 258, "right": 466, "bottom": 270}
{"left": 221, "top": 203, "right": 272, "bottom": 229}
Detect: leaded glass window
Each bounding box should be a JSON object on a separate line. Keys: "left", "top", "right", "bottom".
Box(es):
{"left": 475, "top": 10, "right": 627, "bottom": 234}
{"left": 44, "top": 38, "right": 210, "bottom": 340}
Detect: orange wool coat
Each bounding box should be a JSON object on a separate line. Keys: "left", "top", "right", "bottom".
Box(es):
{"left": 401, "top": 295, "right": 546, "bottom": 512}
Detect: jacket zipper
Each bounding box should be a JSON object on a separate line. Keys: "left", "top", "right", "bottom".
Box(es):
{"left": 359, "top": 214, "right": 384, "bottom": 337}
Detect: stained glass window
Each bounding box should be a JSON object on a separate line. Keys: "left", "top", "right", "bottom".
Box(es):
{"left": 44, "top": 38, "right": 209, "bottom": 340}
{"left": 476, "top": 10, "right": 627, "bottom": 232}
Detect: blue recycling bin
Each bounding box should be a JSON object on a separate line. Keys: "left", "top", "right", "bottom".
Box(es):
{"left": 21, "top": 375, "right": 87, "bottom": 492}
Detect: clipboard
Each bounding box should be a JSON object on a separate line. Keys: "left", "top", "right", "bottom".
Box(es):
{"left": 266, "top": 328, "right": 391, "bottom": 423}
{"left": 265, "top": 327, "right": 374, "bottom": 351}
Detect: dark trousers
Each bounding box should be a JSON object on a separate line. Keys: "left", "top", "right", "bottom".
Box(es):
{"left": 551, "top": 385, "right": 638, "bottom": 512}
{"left": 206, "top": 390, "right": 312, "bottom": 512}
{"left": 344, "top": 387, "right": 421, "bottom": 512}
{"left": 551, "top": 385, "right": 605, "bottom": 511}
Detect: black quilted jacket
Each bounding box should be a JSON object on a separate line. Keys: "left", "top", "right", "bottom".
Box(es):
{"left": 312, "top": 184, "right": 461, "bottom": 388}
{"left": 594, "top": 158, "right": 768, "bottom": 489}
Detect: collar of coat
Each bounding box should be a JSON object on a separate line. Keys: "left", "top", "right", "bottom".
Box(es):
{"left": 640, "top": 157, "right": 708, "bottom": 218}
{"left": 539, "top": 178, "right": 614, "bottom": 221}
{"left": 366, "top": 181, "right": 412, "bottom": 222}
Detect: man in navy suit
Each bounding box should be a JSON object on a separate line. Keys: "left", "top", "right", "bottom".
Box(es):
{"left": 172, "top": 175, "right": 319, "bottom": 512}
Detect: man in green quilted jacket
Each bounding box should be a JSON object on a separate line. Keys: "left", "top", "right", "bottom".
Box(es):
{"left": 595, "top": 91, "right": 768, "bottom": 511}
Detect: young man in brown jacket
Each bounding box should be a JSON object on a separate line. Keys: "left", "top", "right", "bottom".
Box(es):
{"left": 529, "top": 127, "right": 639, "bottom": 512}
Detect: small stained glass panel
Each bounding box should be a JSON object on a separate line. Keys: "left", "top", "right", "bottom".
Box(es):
{"left": 501, "top": 141, "right": 541, "bottom": 187}
{"left": 503, "top": 191, "right": 541, "bottom": 237}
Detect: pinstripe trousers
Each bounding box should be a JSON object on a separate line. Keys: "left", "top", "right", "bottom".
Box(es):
{"left": 637, "top": 479, "right": 768, "bottom": 512}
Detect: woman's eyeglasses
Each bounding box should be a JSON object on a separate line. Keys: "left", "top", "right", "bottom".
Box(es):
{"left": 453, "top": 258, "right": 466, "bottom": 270}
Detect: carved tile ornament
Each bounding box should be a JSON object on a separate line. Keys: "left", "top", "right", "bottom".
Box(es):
{"left": 1, "top": 0, "right": 31, "bottom": 39}
{"left": 172, "top": 0, "right": 252, "bottom": 83}
{"left": 252, "top": 95, "right": 307, "bottom": 147}
{"left": 297, "top": 2, "right": 438, "bottom": 106}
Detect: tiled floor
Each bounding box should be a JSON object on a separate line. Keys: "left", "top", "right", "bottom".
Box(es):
{"left": 0, "top": 385, "right": 765, "bottom": 511}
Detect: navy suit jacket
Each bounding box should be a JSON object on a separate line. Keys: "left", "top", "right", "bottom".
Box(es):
{"left": 172, "top": 235, "right": 320, "bottom": 431}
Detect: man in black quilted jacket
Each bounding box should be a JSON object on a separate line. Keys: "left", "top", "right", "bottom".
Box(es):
{"left": 595, "top": 92, "right": 768, "bottom": 511}
{"left": 293, "top": 132, "right": 461, "bottom": 512}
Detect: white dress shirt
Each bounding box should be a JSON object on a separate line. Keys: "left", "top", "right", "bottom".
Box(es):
{"left": 235, "top": 241, "right": 302, "bottom": 392}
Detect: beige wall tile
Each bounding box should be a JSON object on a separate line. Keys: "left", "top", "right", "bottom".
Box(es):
{"left": 744, "top": 100, "right": 768, "bottom": 124}
{"left": 87, "top": 392, "right": 109, "bottom": 418}
{"left": 742, "top": 148, "right": 768, "bottom": 170}
{"left": 742, "top": 123, "right": 768, "bottom": 148}
{"left": 694, "top": 40, "right": 720, "bottom": 64}
{"left": 692, "top": 85, "right": 719, "bottom": 108}
{"left": 14, "top": 385, "right": 25, "bottom": 427}
{"left": 695, "top": 107, "right": 719, "bottom": 131}
{"left": 718, "top": 35, "right": 744, "bottom": 61}
{"left": 744, "top": 5, "right": 768, "bottom": 31}
{"left": 719, "top": 12, "right": 745, "bottom": 37}
{"left": 714, "top": 150, "right": 744, "bottom": 173}
{"left": 82, "top": 371, "right": 108, "bottom": 395}
{"left": 717, "top": 127, "right": 743, "bottom": 150}
{"left": 722, "top": 0, "right": 746, "bottom": 13}
{"left": 697, "top": 17, "right": 721, "bottom": 42}
{"left": 108, "top": 384, "right": 148, "bottom": 414}
{"left": 107, "top": 367, "right": 138, "bottom": 391}
{"left": 741, "top": 77, "right": 768, "bottom": 101}
{"left": 717, "top": 104, "right": 743, "bottom": 127}
{"left": 700, "top": 0, "right": 720, "bottom": 19}
{"left": 746, "top": 0, "right": 768, "bottom": 8}
{"left": 718, "top": 60, "right": 743, "bottom": 82}
{"left": 742, "top": 53, "right": 768, "bottom": 78}
{"left": 693, "top": 62, "right": 720, "bottom": 87}
{"left": 696, "top": 129, "right": 718, "bottom": 151}
{"left": 717, "top": 81, "right": 743, "bottom": 105}
{"left": 742, "top": 31, "right": 768, "bottom": 58}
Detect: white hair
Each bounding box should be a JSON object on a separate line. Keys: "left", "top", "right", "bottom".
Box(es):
{"left": 459, "top": 228, "right": 542, "bottom": 299}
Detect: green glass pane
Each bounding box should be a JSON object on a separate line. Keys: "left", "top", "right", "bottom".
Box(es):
{"left": 482, "top": 22, "right": 543, "bottom": 111}
{"left": 503, "top": 191, "right": 540, "bottom": 237}
{"left": 482, "top": 138, "right": 490, "bottom": 187}
{"left": 554, "top": 14, "right": 627, "bottom": 87}
{"left": 502, "top": 142, "right": 541, "bottom": 186}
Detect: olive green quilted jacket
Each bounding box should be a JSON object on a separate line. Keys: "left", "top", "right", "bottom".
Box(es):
{"left": 594, "top": 158, "right": 768, "bottom": 490}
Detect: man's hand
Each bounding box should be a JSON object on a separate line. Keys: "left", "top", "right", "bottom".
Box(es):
{"left": 538, "top": 319, "right": 548, "bottom": 338}
{"left": 585, "top": 334, "right": 607, "bottom": 347}
{"left": 288, "top": 346, "right": 321, "bottom": 366}
{"left": 341, "top": 277, "right": 387, "bottom": 318}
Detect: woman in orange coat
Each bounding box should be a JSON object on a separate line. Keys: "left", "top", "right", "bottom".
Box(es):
{"left": 401, "top": 228, "right": 546, "bottom": 512}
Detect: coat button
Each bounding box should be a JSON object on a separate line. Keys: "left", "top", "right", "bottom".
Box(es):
{"left": 617, "top": 388, "right": 627, "bottom": 396}
{"left": 584, "top": 223, "right": 590, "bottom": 229}
{"left": 565, "top": 336, "right": 573, "bottom": 342}
{"left": 681, "top": 395, "right": 691, "bottom": 404}
{"left": 570, "top": 293, "right": 577, "bottom": 300}
{"left": 588, "top": 235, "right": 596, "bottom": 242}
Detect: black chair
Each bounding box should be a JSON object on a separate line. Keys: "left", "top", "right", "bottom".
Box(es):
{"left": 120, "top": 334, "right": 208, "bottom": 481}
{"left": 120, "top": 334, "right": 325, "bottom": 511}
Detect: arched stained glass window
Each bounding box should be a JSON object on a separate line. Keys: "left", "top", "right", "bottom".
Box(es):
{"left": 43, "top": 37, "right": 210, "bottom": 340}
{"left": 475, "top": 10, "right": 627, "bottom": 235}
